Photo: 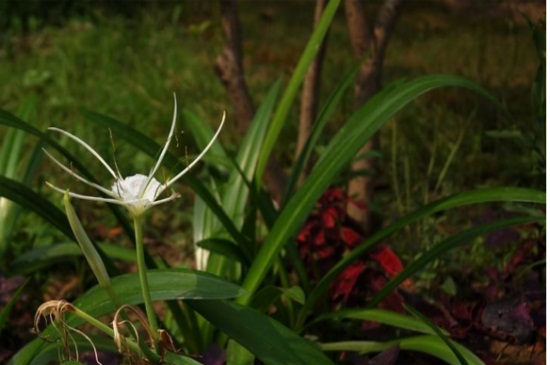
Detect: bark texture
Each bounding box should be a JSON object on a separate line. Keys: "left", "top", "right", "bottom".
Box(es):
{"left": 214, "top": 0, "right": 255, "bottom": 133}
{"left": 214, "top": 0, "right": 286, "bottom": 201}
{"left": 295, "top": 0, "right": 329, "bottom": 185}
{"left": 344, "top": 0, "right": 404, "bottom": 232}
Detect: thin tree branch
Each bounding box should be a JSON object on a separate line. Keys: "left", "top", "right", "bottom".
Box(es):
{"left": 214, "top": 0, "right": 255, "bottom": 133}
{"left": 214, "top": 0, "right": 286, "bottom": 202}
{"left": 295, "top": 0, "right": 329, "bottom": 183}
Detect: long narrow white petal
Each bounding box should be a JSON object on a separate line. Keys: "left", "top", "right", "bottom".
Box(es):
{"left": 48, "top": 127, "right": 118, "bottom": 180}
{"left": 43, "top": 149, "right": 118, "bottom": 198}
{"left": 143, "top": 94, "right": 179, "bottom": 197}
{"left": 46, "top": 182, "right": 125, "bottom": 205}
{"left": 164, "top": 111, "right": 226, "bottom": 189}
{"left": 148, "top": 192, "right": 180, "bottom": 207}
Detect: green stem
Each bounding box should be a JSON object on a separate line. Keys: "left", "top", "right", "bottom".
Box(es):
{"left": 134, "top": 215, "right": 160, "bottom": 343}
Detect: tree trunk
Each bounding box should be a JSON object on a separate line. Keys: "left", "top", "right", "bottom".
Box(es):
{"left": 295, "top": 0, "right": 329, "bottom": 185}
{"left": 214, "top": 0, "right": 255, "bottom": 133}
{"left": 214, "top": 0, "right": 286, "bottom": 202}
{"left": 344, "top": 0, "right": 404, "bottom": 233}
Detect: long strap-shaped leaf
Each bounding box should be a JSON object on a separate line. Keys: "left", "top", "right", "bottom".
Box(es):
{"left": 283, "top": 63, "right": 360, "bottom": 204}
{"left": 0, "top": 176, "right": 73, "bottom": 238}
{"left": 188, "top": 299, "right": 334, "bottom": 365}
{"left": 9, "top": 269, "right": 246, "bottom": 365}
{"left": 238, "top": 74, "right": 504, "bottom": 305}
{"left": 224, "top": 81, "right": 281, "bottom": 226}
{"left": 255, "top": 0, "right": 341, "bottom": 182}
{"left": 320, "top": 335, "right": 484, "bottom": 365}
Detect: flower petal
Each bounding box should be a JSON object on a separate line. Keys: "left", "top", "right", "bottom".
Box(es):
{"left": 163, "top": 111, "right": 226, "bottom": 189}
{"left": 46, "top": 182, "right": 126, "bottom": 206}
{"left": 48, "top": 127, "right": 119, "bottom": 180}
{"left": 143, "top": 93, "right": 179, "bottom": 197}
{"left": 43, "top": 149, "right": 118, "bottom": 198}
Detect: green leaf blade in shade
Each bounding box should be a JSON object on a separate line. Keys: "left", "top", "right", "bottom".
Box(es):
{"left": 255, "top": 0, "right": 341, "bottom": 182}
{"left": 224, "top": 80, "right": 281, "bottom": 225}
{"left": 0, "top": 176, "right": 121, "bottom": 279}
{"left": 76, "top": 269, "right": 247, "bottom": 317}
{"left": 14, "top": 335, "right": 203, "bottom": 365}
{"left": 320, "top": 335, "right": 484, "bottom": 365}
{"left": 197, "top": 238, "right": 250, "bottom": 264}
{"left": 404, "top": 304, "right": 467, "bottom": 365}
{"left": 188, "top": 300, "right": 334, "bottom": 365}
{"left": 239, "top": 74, "right": 509, "bottom": 305}
{"left": 398, "top": 336, "right": 485, "bottom": 365}
{"left": 283, "top": 63, "right": 360, "bottom": 204}
{"left": 309, "top": 308, "right": 448, "bottom": 336}
{"left": 10, "top": 243, "right": 136, "bottom": 275}
{"left": 0, "top": 279, "right": 28, "bottom": 331}
{"left": 0, "top": 176, "right": 73, "bottom": 239}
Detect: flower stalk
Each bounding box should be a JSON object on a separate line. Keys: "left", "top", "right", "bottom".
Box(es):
{"left": 133, "top": 214, "right": 159, "bottom": 344}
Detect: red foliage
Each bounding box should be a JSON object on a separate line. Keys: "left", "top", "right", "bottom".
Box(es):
{"left": 369, "top": 245, "right": 403, "bottom": 278}
{"left": 330, "top": 261, "right": 366, "bottom": 303}
{"left": 296, "top": 187, "right": 405, "bottom": 309}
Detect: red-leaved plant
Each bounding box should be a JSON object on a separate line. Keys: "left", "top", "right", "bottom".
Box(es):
{"left": 297, "top": 187, "right": 405, "bottom": 311}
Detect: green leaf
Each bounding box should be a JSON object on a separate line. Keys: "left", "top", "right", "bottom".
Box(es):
{"left": 189, "top": 300, "right": 334, "bottom": 365}
{"left": 21, "top": 337, "right": 202, "bottom": 365}
{"left": 0, "top": 176, "right": 121, "bottom": 278}
{"left": 239, "top": 75, "right": 508, "bottom": 305}
{"left": 0, "top": 279, "right": 28, "bottom": 331}
{"left": 255, "top": 0, "right": 341, "bottom": 181}
{"left": 283, "top": 63, "right": 360, "bottom": 203}
{"left": 17, "top": 334, "right": 202, "bottom": 365}
{"left": 227, "top": 339, "right": 255, "bottom": 365}
{"left": 0, "top": 125, "right": 25, "bottom": 178}
{"left": 77, "top": 269, "right": 247, "bottom": 317}
{"left": 404, "top": 304, "right": 468, "bottom": 365}
{"left": 282, "top": 286, "right": 306, "bottom": 305}
{"left": 197, "top": 238, "right": 250, "bottom": 264}
{"left": 251, "top": 285, "right": 305, "bottom": 312}
{"left": 183, "top": 109, "right": 228, "bottom": 161}
{"left": 320, "top": 335, "right": 484, "bottom": 365}
{"left": 164, "top": 352, "right": 204, "bottom": 365}
{"left": 224, "top": 80, "right": 281, "bottom": 227}
{"left": 485, "top": 130, "right": 524, "bottom": 139}
{"left": 64, "top": 192, "right": 111, "bottom": 289}
{"left": 10, "top": 243, "right": 136, "bottom": 275}
{"left": 0, "top": 176, "right": 73, "bottom": 239}
{"left": 309, "top": 308, "right": 448, "bottom": 336}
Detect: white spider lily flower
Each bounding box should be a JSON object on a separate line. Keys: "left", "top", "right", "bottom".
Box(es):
{"left": 45, "top": 96, "right": 225, "bottom": 217}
